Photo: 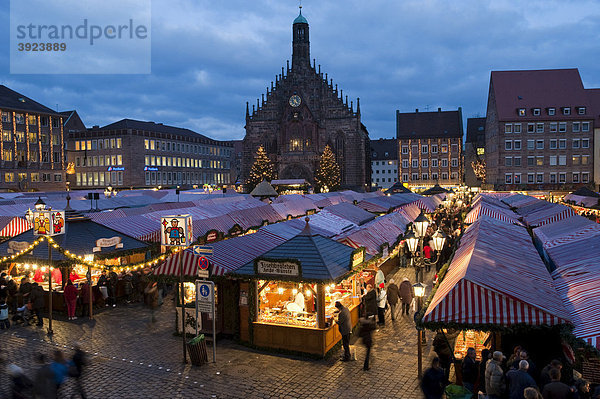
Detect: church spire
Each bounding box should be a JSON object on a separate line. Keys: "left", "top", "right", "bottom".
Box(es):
{"left": 292, "top": 6, "right": 310, "bottom": 69}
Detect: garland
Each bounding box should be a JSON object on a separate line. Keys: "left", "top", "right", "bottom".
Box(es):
{"left": 0, "top": 237, "right": 45, "bottom": 265}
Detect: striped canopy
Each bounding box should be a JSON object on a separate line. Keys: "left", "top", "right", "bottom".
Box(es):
{"left": 0, "top": 217, "right": 31, "bottom": 238}
{"left": 154, "top": 248, "right": 229, "bottom": 277}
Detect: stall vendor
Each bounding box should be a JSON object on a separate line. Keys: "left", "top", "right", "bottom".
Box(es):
{"left": 33, "top": 269, "right": 44, "bottom": 283}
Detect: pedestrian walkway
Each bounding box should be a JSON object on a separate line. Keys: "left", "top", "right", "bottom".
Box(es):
{"left": 0, "top": 266, "right": 436, "bottom": 398}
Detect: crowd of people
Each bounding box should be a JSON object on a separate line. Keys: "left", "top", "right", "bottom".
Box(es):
{"left": 421, "top": 345, "right": 600, "bottom": 399}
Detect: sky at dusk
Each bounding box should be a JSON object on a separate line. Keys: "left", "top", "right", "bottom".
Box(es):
{"left": 1, "top": 0, "right": 599, "bottom": 141}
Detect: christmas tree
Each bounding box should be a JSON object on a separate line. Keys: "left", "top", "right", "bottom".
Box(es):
{"left": 246, "top": 145, "right": 276, "bottom": 191}
{"left": 315, "top": 144, "right": 341, "bottom": 192}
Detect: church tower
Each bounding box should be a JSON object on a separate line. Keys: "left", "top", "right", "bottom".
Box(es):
{"left": 242, "top": 8, "right": 370, "bottom": 191}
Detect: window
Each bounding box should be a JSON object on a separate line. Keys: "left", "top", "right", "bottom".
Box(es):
{"left": 116, "top": 138, "right": 122, "bottom": 148}
{"left": 104, "top": 139, "right": 110, "bottom": 149}
{"left": 422, "top": 159, "right": 428, "bottom": 168}
{"left": 15, "top": 114, "right": 24, "bottom": 124}
{"left": 559, "top": 122, "right": 567, "bottom": 132}
{"left": 402, "top": 160, "right": 409, "bottom": 168}
{"left": 536, "top": 156, "right": 543, "bottom": 166}
{"left": 536, "top": 140, "right": 544, "bottom": 149}
{"left": 559, "top": 173, "right": 566, "bottom": 183}
{"left": 514, "top": 174, "right": 521, "bottom": 184}
{"left": 505, "top": 174, "right": 512, "bottom": 184}
{"left": 536, "top": 123, "right": 544, "bottom": 133}
{"left": 559, "top": 139, "right": 566, "bottom": 149}
{"left": 550, "top": 139, "right": 557, "bottom": 149}
{"left": 422, "top": 173, "right": 428, "bottom": 180}
{"left": 441, "top": 172, "right": 448, "bottom": 180}
{"left": 451, "top": 158, "right": 458, "bottom": 167}
{"left": 412, "top": 145, "right": 418, "bottom": 154}
{"left": 582, "top": 122, "right": 590, "bottom": 132}
{"left": 28, "top": 132, "right": 37, "bottom": 143}
{"left": 30, "top": 172, "right": 39, "bottom": 182}
{"left": 582, "top": 155, "right": 589, "bottom": 165}
{"left": 514, "top": 124, "right": 522, "bottom": 133}
{"left": 412, "top": 173, "right": 419, "bottom": 180}
{"left": 550, "top": 173, "right": 557, "bottom": 184}
{"left": 518, "top": 108, "right": 526, "bottom": 116}
{"left": 431, "top": 159, "right": 438, "bottom": 167}
{"left": 573, "top": 139, "right": 580, "bottom": 149}
{"left": 431, "top": 173, "right": 438, "bottom": 180}
{"left": 27, "top": 115, "right": 37, "bottom": 125}
{"left": 1, "top": 112, "right": 9, "bottom": 123}
{"left": 527, "top": 123, "right": 535, "bottom": 133}
{"left": 402, "top": 173, "right": 409, "bottom": 181}
{"left": 401, "top": 146, "right": 408, "bottom": 154}
{"left": 563, "top": 107, "right": 571, "bottom": 115}
{"left": 582, "top": 138, "right": 589, "bottom": 148}
{"left": 99, "top": 156, "right": 104, "bottom": 166}
{"left": 572, "top": 173, "right": 579, "bottom": 183}
{"left": 527, "top": 173, "right": 534, "bottom": 184}
{"left": 536, "top": 173, "right": 544, "bottom": 183}
{"left": 40, "top": 116, "right": 48, "bottom": 126}
{"left": 533, "top": 108, "right": 541, "bottom": 116}
{"left": 452, "top": 144, "right": 458, "bottom": 153}
{"left": 527, "top": 140, "right": 534, "bottom": 150}
{"left": 41, "top": 152, "right": 49, "bottom": 163}
{"left": 527, "top": 156, "right": 535, "bottom": 166}
{"left": 117, "top": 155, "right": 122, "bottom": 165}
{"left": 441, "top": 145, "right": 448, "bottom": 153}
{"left": 15, "top": 132, "right": 24, "bottom": 142}
{"left": 548, "top": 108, "right": 556, "bottom": 116}
{"left": 54, "top": 174, "right": 62, "bottom": 182}
{"left": 2, "top": 131, "right": 11, "bottom": 142}
{"left": 52, "top": 118, "right": 59, "bottom": 128}
{"left": 559, "top": 155, "right": 566, "bottom": 166}
{"left": 441, "top": 159, "right": 448, "bottom": 167}
{"left": 144, "top": 139, "right": 149, "bottom": 150}
{"left": 505, "top": 157, "right": 512, "bottom": 166}
{"left": 53, "top": 151, "right": 60, "bottom": 163}
{"left": 411, "top": 160, "right": 418, "bottom": 168}
{"left": 550, "top": 122, "right": 557, "bottom": 132}
{"left": 514, "top": 157, "right": 521, "bottom": 166}
{"left": 549, "top": 156, "right": 557, "bottom": 166}
{"left": 572, "top": 122, "right": 580, "bottom": 133}
{"left": 431, "top": 144, "right": 438, "bottom": 153}
{"left": 578, "top": 107, "right": 586, "bottom": 115}
{"left": 582, "top": 172, "right": 590, "bottom": 183}
{"left": 421, "top": 145, "right": 428, "bottom": 154}
{"left": 505, "top": 140, "right": 512, "bottom": 150}
{"left": 4, "top": 173, "right": 14, "bottom": 182}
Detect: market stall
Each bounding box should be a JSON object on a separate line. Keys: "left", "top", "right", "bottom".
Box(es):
{"left": 232, "top": 218, "right": 365, "bottom": 357}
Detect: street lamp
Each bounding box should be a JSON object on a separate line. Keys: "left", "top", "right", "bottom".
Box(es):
{"left": 25, "top": 208, "right": 34, "bottom": 224}
{"left": 405, "top": 213, "right": 446, "bottom": 284}
{"left": 430, "top": 228, "right": 447, "bottom": 252}
{"left": 414, "top": 282, "right": 427, "bottom": 379}
{"left": 404, "top": 228, "right": 419, "bottom": 254}
{"left": 413, "top": 211, "right": 430, "bottom": 238}
{"left": 34, "top": 197, "right": 46, "bottom": 211}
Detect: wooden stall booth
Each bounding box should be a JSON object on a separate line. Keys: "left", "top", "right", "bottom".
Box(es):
{"left": 234, "top": 219, "right": 366, "bottom": 357}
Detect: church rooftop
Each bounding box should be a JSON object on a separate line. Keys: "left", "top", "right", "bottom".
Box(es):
{"left": 293, "top": 11, "right": 308, "bottom": 24}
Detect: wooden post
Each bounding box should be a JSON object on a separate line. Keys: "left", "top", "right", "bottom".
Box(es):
{"left": 88, "top": 264, "right": 93, "bottom": 319}
{"left": 179, "top": 250, "right": 187, "bottom": 363}
{"left": 316, "top": 283, "right": 326, "bottom": 329}
{"left": 47, "top": 239, "right": 53, "bottom": 335}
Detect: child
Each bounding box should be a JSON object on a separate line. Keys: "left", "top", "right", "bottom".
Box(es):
{"left": 0, "top": 299, "right": 10, "bottom": 329}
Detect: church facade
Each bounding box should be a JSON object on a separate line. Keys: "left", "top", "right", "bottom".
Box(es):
{"left": 242, "top": 10, "right": 370, "bottom": 190}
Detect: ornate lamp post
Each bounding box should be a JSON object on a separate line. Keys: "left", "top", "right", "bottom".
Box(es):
{"left": 413, "top": 282, "right": 427, "bottom": 379}
{"left": 405, "top": 211, "right": 447, "bottom": 283}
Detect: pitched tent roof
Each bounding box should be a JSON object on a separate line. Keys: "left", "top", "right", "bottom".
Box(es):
{"left": 384, "top": 182, "right": 412, "bottom": 194}
{"left": 233, "top": 220, "right": 361, "bottom": 282}
{"left": 250, "top": 180, "right": 278, "bottom": 198}
{"left": 570, "top": 187, "right": 600, "bottom": 198}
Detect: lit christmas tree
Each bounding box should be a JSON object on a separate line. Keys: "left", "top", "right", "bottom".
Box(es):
{"left": 471, "top": 159, "right": 486, "bottom": 183}
{"left": 246, "top": 145, "right": 276, "bottom": 191}
{"left": 315, "top": 144, "right": 341, "bottom": 192}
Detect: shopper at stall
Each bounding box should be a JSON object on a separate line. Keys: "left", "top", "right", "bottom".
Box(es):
{"left": 359, "top": 316, "right": 375, "bottom": 371}
{"left": 433, "top": 331, "right": 454, "bottom": 383}
{"left": 363, "top": 284, "right": 377, "bottom": 318}
{"left": 421, "top": 357, "right": 446, "bottom": 399}
{"left": 574, "top": 379, "right": 591, "bottom": 399}
{"left": 524, "top": 387, "right": 543, "bottom": 399}
{"left": 507, "top": 360, "right": 537, "bottom": 399}
{"left": 97, "top": 270, "right": 109, "bottom": 306}
{"left": 0, "top": 299, "right": 10, "bottom": 329}
{"left": 462, "top": 347, "right": 478, "bottom": 395}
{"left": 399, "top": 277, "right": 413, "bottom": 316}
{"left": 485, "top": 351, "right": 506, "bottom": 399}
{"left": 18, "top": 277, "right": 32, "bottom": 305}
{"left": 541, "top": 368, "right": 573, "bottom": 399}
{"left": 0, "top": 273, "right": 7, "bottom": 301}
{"left": 335, "top": 301, "right": 352, "bottom": 362}
{"left": 479, "top": 349, "right": 492, "bottom": 395}
{"left": 513, "top": 350, "right": 538, "bottom": 380}
{"left": 123, "top": 271, "right": 134, "bottom": 304}
{"left": 376, "top": 283, "right": 387, "bottom": 325}
{"left": 108, "top": 270, "right": 118, "bottom": 308}
{"left": 423, "top": 241, "right": 433, "bottom": 272}
{"left": 63, "top": 280, "right": 78, "bottom": 321}
{"left": 5, "top": 275, "right": 18, "bottom": 314}
{"left": 29, "top": 282, "right": 45, "bottom": 327}
{"left": 540, "top": 360, "right": 563, "bottom": 391}
{"left": 386, "top": 279, "right": 399, "bottom": 321}
{"left": 508, "top": 345, "right": 523, "bottom": 369}
{"left": 79, "top": 281, "right": 93, "bottom": 319}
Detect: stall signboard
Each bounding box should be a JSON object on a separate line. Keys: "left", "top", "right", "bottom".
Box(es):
{"left": 205, "top": 230, "right": 219, "bottom": 243}
{"left": 160, "top": 214, "right": 193, "bottom": 247}
{"left": 7, "top": 241, "right": 30, "bottom": 253}
{"left": 352, "top": 249, "right": 364, "bottom": 269}
{"left": 256, "top": 259, "right": 300, "bottom": 277}
{"left": 33, "top": 210, "right": 65, "bottom": 236}
{"left": 93, "top": 236, "right": 123, "bottom": 252}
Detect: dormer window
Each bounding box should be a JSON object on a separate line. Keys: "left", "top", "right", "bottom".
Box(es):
{"left": 563, "top": 107, "right": 571, "bottom": 115}
{"left": 533, "top": 108, "right": 541, "bottom": 116}
{"left": 518, "top": 108, "right": 526, "bottom": 116}
{"left": 577, "top": 107, "right": 586, "bottom": 115}
{"left": 547, "top": 108, "right": 556, "bottom": 116}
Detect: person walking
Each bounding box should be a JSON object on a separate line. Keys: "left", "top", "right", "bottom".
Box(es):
{"left": 63, "top": 280, "right": 78, "bottom": 321}
{"left": 506, "top": 360, "right": 537, "bottom": 399}
{"left": 32, "top": 353, "right": 57, "bottom": 399}
{"left": 399, "top": 277, "right": 414, "bottom": 316}
{"left": 358, "top": 316, "right": 375, "bottom": 371}
{"left": 485, "top": 351, "right": 506, "bottom": 399}
{"left": 433, "top": 331, "right": 454, "bottom": 383}
{"left": 386, "top": 279, "right": 399, "bottom": 321}
{"left": 49, "top": 350, "right": 68, "bottom": 395}
{"left": 70, "top": 343, "right": 87, "bottom": 399}
{"left": 79, "top": 281, "right": 92, "bottom": 319}
{"left": 335, "top": 301, "right": 352, "bottom": 361}
{"left": 421, "top": 357, "right": 446, "bottom": 399}
{"left": 542, "top": 368, "right": 574, "bottom": 399}
{"left": 376, "top": 283, "right": 387, "bottom": 325}
{"left": 29, "top": 283, "right": 45, "bottom": 327}
{"left": 462, "top": 347, "right": 478, "bottom": 395}
{"left": 363, "top": 284, "right": 377, "bottom": 319}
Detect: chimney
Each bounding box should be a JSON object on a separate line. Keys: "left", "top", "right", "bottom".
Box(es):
{"left": 415, "top": 109, "right": 419, "bottom": 113}
{"left": 438, "top": 107, "right": 442, "bottom": 112}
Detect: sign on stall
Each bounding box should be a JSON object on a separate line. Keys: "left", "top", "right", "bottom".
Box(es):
{"left": 7, "top": 241, "right": 30, "bottom": 254}
{"left": 160, "top": 214, "right": 193, "bottom": 247}
{"left": 33, "top": 210, "right": 65, "bottom": 236}
{"left": 93, "top": 236, "right": 123, "bottom": 252}
{"left": 256, "top": 259, "right": 300, "bottom": 277}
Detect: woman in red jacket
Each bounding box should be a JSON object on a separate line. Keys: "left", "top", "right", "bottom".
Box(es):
{"left": 63, "top": 280, "right": 78, "bottom": 320}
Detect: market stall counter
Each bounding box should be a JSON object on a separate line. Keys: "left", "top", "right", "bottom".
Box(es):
{"left": 233, "top": 218, "right": 366, "bottom": 357}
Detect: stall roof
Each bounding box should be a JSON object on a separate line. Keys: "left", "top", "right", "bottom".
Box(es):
{"left": 321, "top": 203, "right": 375, "bottom": 226}
{"left": 250, "top": 180, "right": 278, "bottom": 197}
{"left": 357, "top": 193, "right": 423, "bottom": 213}
{"left": 533, "top": 215, "right": 600, "bottom": 250}
{"left": 501, "top": 193, "right": 541, "bottom": 209}
{"left": 519, "top": 203, "right": 577, "bottom": 227}
{"left": 465, "top": 201, "right": 522, "bottom": 225}
{"left": 423, "top": 216, "right": 571, "bottom": 327}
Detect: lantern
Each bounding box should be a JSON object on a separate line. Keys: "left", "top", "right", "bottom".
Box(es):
{"left": 430, "top": 229, "right": 447, "bottom": 252}
{"left": 413, "top": 282, "right": 426, "bottom": 298}
{"left": 160, "top": 214, "right": 193, "bottom": 247}
{"left": 413, "top": 212, "right": 430, "bottom": 238}
{"left": 32, "top": 210, "right": 65, "bottom": 236}
{"left": 404, "top": 228, "right": 419, "bottom": 254}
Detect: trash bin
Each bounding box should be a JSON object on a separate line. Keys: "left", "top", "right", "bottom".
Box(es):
{"left": 187, "top": 334, "right": 209, "bottom": 366}
{"left": 445, "top": 384, "right": 472, "bottom": 399}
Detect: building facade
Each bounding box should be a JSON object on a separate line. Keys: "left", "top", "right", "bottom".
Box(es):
{"left": 396, "top": 108, "right": 463, "bottom": 188}
{"left": 464, "top": 117, "right": 486, "bottom": 187}
{"left": 485, "top": 69, "right": 596, "bottom": 190}
{"left": 242, "top": 10, "right": 370, "bottom": 190}
{"left": 370, "top": 138, "right": 398, "bottom": 189}
{"left": 66, "top": 119, "right": 233, "bottom": 189}
{"left": 0, "top": 85, "right": 66, "bottom": 191}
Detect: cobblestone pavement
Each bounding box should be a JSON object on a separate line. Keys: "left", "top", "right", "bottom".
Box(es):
{"left": 0, "top": 267, "right": 436, "bottom": 399}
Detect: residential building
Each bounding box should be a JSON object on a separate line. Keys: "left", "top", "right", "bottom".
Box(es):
{"left": 370, "top": 138, "right": 398, "bottom": 189}
{"left": 396, "top": 108, "right": 463, "bottom": 188}
{"left": 242, "top": 10, "right": 370, "bottom": 190}
{"left": 0, "top": 85, "right": 66, "bottom": 191}
{"left": 464, "top": 117, "right": 486, "bottom": 187}
{"left": 587, "top": 89, "right": 600, "bottom": 190}
{"left": 66, "top": 119, "right": 233, "bottom": 189}
{"left": 485, "top": 69, "right": 595, "bottom": 190}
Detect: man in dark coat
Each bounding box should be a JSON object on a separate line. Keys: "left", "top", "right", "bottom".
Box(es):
{"left": 462, "top": 347, "right": 478, "bottom": 394}
{"left": 507, "top": 360, "right": 537, "bottom": 399}
{"left": 386, "top": 279, "right": 399, "bottom": 321}
{"left": 335, "top": 301, "right": 352, "bottom": 361}
{"left": 359, "top": 317, "right": 375, "bottom": 371}
{"left": 29, "top": 283, "right": 45, "bottom": 326}
{"left": 399, "top": 278, "right": 414, "bottom": 315}
{"left": 5, "top": 275, "right": 18, "bottom": 314}
{"left": 540, "top": 359, "right": 562, "bottom": 391}
{"left": 363, "top": 284, "right": 377, "bottom": 318}
{"left": 108, "top": 271, "right": 118, "bottom": 307}
{"left": 421, "top": 357, "right": 446, "bottom": 399}
{"left": 542, "top": 368, "right": 573, "bottom": 399}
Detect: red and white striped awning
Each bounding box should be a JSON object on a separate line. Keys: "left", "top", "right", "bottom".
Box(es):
{"left": 464, "top": 203, "right": 522, "bottom": 225}
{"left": 0, "top": 217, "right": 31, "bottom": 237}
{"left": 154, "top": 249, "right": 228, "bottom": 277}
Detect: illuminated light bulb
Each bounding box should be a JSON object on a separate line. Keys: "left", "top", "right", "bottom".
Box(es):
{"left": 305, "top": 290, "right": 311, "bottom": 297}
{"left": 41, "top": 267, "right": 46, "bottom": 272}
{"left": 325, "top": 286, "right": 330, "bottom": 292}
{"left": 277, "top": 288, "right": 284, "bottom": 295}
{"left": 292, "top": 289, "right": 298, "bottom": 295}
{"left": 265, "top": 286, "right": 270, "bottom": 292}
